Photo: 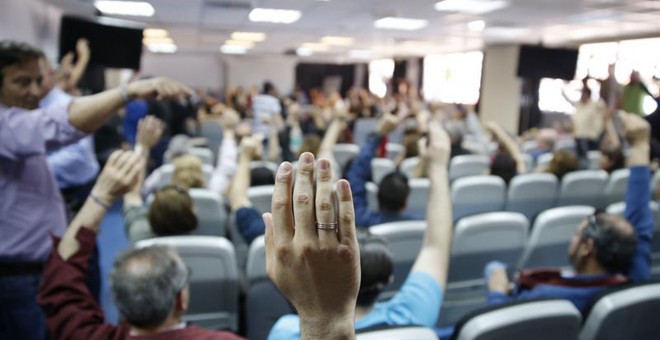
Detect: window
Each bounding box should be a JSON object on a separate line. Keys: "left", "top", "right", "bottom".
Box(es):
{"left": 422, "top": 51, "right": 483, "bottom": 104}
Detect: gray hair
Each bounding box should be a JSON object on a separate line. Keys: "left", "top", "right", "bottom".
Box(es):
{"left": 110, "top": 246, "right": 189, "bottom": 329}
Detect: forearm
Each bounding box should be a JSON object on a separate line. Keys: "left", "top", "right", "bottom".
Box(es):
{"left": 58, "top": 197, "right": 107, "bottom": 261}
{"left": 319, "top": 119, "right": 344, "bottom": 160}
{"left": 229, "top": 155, "right": 251, "bottom": 211}
{"left": 68, "top": 55, "right": 90, "bottom": 91}
{"left": 210, "top": 130, "right": 237, "bottom": 195}
{"left": 424, "top": 165, "right": 452, "bottom": 251}
{"left": 268, "top": 125, "right": 281, "bottom": 162}
{"left": 68, "top": 88, "right": 125, "bottom": 132}
{"left": 300, "top": 315, "right": 355, "bottom": 340}
{"left": 627, "top": 143, "right": 650, "bottom": 167}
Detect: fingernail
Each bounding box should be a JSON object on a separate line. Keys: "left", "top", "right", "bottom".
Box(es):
{"left": 339, "top": 180, "right": 349, "bottom": 191}
{"left": 302, "top": 153, "right": 313, "bottom": 164}
{"left": 280, "top": 163, "right": 292, "bottom": 174}
{"left": 319, "top": 159, "right": 330, "bottom": 170}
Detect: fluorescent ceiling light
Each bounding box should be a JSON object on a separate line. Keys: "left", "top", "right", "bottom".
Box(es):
{"left": 321, "top": 36, "right": 354, "bottom": 46}
{"left": 435, "top": 0, "right": 508, "bottom": 14}
{"left": 147, "top": 43, "right": 177, "bottom": 53}
{"left": 296, "top": 48, "right": 314, "bottom": 57}
{"left": 94, "top": 1, "right": 155, "bottom": 17}
{"left": 374, "top": 17, "right": 428, "bottom": 31}
{"left": 349, "top": 50, "right": 371, "bottom": 58}
{"left": 224, "top": 40, "right": 255, "bottom": 48}
{"left": 144, "top": 28, "right": 168, "bottom": 38}
{"left": 143, "top": 36, "right": 174, "bottom": 44}
{"left": 249, "top": 8, "right": 301, "bottom": 24}
{"left": 302, "top": 42, "right": 329, "bottom": 51}
{"left": 231, "top": 32, "right": 267, "bottom": 42}
{"left": 468, "top": 20, "right": 486, "bottom": 31}
{"left": 220, "top": 44, "right": 247, "bottom": 54}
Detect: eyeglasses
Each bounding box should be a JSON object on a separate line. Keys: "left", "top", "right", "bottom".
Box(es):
{"left": 584, "top": 209, "right": 606, "bottom": 239}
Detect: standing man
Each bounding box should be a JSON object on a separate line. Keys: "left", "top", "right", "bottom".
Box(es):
{"left": 622, "top": 71, "right": 653, "bottom": 117}
{"left": 251, "top": 81, "right": 281, "bottom": 138}
{"left": 0, "top": 40, "right": 192, "bottom": 339}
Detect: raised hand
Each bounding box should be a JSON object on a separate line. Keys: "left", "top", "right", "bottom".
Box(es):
{"left": 263, "top": 154, "right": 360, "bottom": 339}
{"left": 126, "top": 77, "right": 194, "bottom": 101}
{"left": 377, "top": 113, "right": 399, "bottom": 136}
{"left": 420, "top": 121, "right": 451, "bottom": 167}
{"left": 136, "top": 116, "right": 165, "bottom": 150}
{"left": 75, "top": 38, "right": 90, "bottom": 60}
{"left": 91, "top": 151, "right": 145, "bottom": 206}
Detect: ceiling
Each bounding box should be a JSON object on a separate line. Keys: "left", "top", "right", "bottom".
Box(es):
{"left": 46, "top": 0, "right": 660, "bottom": 59}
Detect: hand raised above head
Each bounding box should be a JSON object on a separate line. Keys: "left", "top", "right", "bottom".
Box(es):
{"left": 136, "top": 116, "right": 165, "bottom": 150}
{"left": 126, "top": 77, "right": 194, "bottom": 102}
{"left": 91, "top": 150, "right": 145, "bottom": 206}
{"left": 263, "top": 154, "right": 360, "bottom": 339}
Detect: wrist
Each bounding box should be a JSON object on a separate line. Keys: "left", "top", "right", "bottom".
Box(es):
{"left": 627, "top": 144, "right": 650, "bottom": 166}
{"left": 300, "top": 313, "right": 355, "bottom": 340}
{"left": 90, "top": 188, "right": 116, "bottom": 207}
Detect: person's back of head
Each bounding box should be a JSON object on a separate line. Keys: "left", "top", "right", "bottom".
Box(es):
{"left": 546, "top": 150, "right": 578, "bottom": 180}
{"left": 490, "top": 153, "right": 517, "bottom": 184}
{"left": 165, "top": 135, "right": 193, "bottom": 161}
{"left": 569, "top": 213, "right": 637, "bottom": 275}
{"left": 298, "top": 134, "right": 321, "bottom": 158}
{"left": 250, "top": 166, "right": 276, "bottom": 187}
{"left": 149, "top": 186, "right": 198, "bottom": 236}
{"left": 536, "top": 128, "right": 558, "bottom": 151}
{"left": 171, "top": 154, "right": 205, "bottom": 188}
{"left": 263, "top": 81, "right": 275, "bottom": 95}
{"left": 600, "top": 147, "right": 625, "bottom": 173}
{"left": 378, "top": 172, "right": 409, "bottom": 213}
{"left": 357, "top": 232, "right": 393, "bottom": 308}
{"left": 110, "top": 246, "right": 190, "bottom": 329}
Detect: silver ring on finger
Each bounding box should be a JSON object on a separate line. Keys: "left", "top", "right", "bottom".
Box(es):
{"left": 315, "top": 222, "right": 338, "bottom": 230}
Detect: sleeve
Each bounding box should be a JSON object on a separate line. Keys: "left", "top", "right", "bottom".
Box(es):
{"left": 123, "top": 205, "right": 157, "bottom": 243}
{"left": 0, "top": 99, "right": 86, "bottom": 160}
{"left": 143, "top": 168, "right": 163, "bottom": 196}
{"left": 37, "top": 228, "right": 127, "bottom": 340}
{"left": 209, "top": 137, "right": 238, "bottom": 196}
{"left": 47, "top": 137, "right": 100, "bottom": 187}
{"left": 346, "top": 135, "right": 381, "bottom": 228}
{"left": 267, "top": 315, "right": 302, "bottom": 340}
{"left": 382, "top": 272, "right": 443, "bottom": 327}
{"left": 623, "top": 166, "right": 654, "bottom": 282}
{"left": 236, "top": 207, "right": 266, "bottom": 244}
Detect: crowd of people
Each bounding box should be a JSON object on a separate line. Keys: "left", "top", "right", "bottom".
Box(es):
{"left": 1, "top": 38, "right": 658, "bottom": 340}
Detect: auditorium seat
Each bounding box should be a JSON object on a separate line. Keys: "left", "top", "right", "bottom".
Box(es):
{"left": 518, "top": 206, "right": 594, "bottom": 269}
{"left": 400, "top": 156, "right": 420, "bottom": 179}
{"left": 522, "top": 153, "right": 534, "bottom": 173}
{"left": 557, "top": 170, "right": 608, "bottom": 208}
{"left": 449, "top": 155, "right": 491, "bottom": 182}
{"left": 136, "top": 236, "right": 239, "bottom": 331}
{"left": 522, "top": 140, "right": 539, "bottom": 154}
{"left": 405, "top": 178, "right": 430, "bottom": 216}
{"left": 155, "top": 163, "right": 214, "bottom": 189}
{"left": 587, "top": 151, "right": 602, "bottom": 170}
{"left": 603, "top": 168, "right": 629, "bottom": 207}
{"left": 247, "top": 185, "right": 275, "bottom": 214}
{"left": 451, "top": 176, "right": 506, "bottom": 222}
{"left": 385, "top": 142, "right": 406, "bottom": 161}
{"left": 333, "top": 143, "right": 360, "bottom": 172}
{"left": 580, "top": 281, "right": 660, "bottom": 340}
{"left": 536, "top": 152, "right": 554, "bottom": 170}
{"left": 356, "top": 325, "right": 437, "bottom": 340}
{"left": 164, "top": 147, "right": 214, "bottom": 166}
{"left": 188, "top": 189, "right": 228, "bottom": 237}
{"left": 369, "top": 221, "right": 426, "bottom": 300}
{"left": 366, "top": 181, "right": 379, "bottom": 213}
{"left": 353, "top": 118, "right": 379, "bottom": 146}
{"left": 199, "top": 120, "right": 223, "bottom": 162}
{"left": 246, "top": 236, "right": 294, "bottom": 340}
{"left": 371, "top": 157, "right": 396, "bottom": 185}
{"left": 452, "top": 299, "right": 581, "bottom": 340}
{"left": 505, "top": 173, "right": 559, "bottom": 221}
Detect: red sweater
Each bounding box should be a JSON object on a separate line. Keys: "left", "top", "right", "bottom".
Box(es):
{"left": 37, "top": 227, "right": 243, "bottom": 340}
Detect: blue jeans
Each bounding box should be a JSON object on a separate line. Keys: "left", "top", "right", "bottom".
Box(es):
{"left": 0, "top": 274, "right": 47, "bottom": 340}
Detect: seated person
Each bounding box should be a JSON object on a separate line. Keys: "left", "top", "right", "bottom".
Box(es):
{"left": 530, "top": 128, "right": 558, "bottom": 161}
{"left": 486, "top": 113, "right": 654, "bottom": 313}
{"left": 268, "top": 122, "right": 453, "bottom": 339}
{"left": 485, "top": 122, "right": 528, "bottom": 184}
{"left": 346, "top": 114, "right": 418, "bottom": 228}
{"left": 38, "top": 150, "right": 358, "bottom": 340}
{"left": 543, "top": 149, "right": 579, "bottom": 180}
{"left": 170, "top": 154, "right": 205, "bottom": 188}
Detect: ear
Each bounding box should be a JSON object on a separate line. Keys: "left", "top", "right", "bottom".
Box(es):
{"left": 580, "top": 238, "right": 596, "bottom": 258}
{"left": 175, "top": 288, "right": 190, "bottom": 313}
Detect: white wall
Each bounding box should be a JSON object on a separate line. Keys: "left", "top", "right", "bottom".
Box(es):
{"left": 480, "top": 44, "right": 522, "bottom": 133}
{"left": 224, "top": 55, "right": 297, "bottom": 95}
{"left": 140, "top": 53, "right": 223, "bottom": 89}
{"left": 0, "top": 0, "right": 62, "bottom": 61}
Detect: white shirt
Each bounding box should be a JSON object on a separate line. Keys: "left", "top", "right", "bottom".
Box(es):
{"left": 251, "top": 94, "right": 281, "bottom": 136}
{"left": 573, "top": 99, "right": 605, "bottom": 140}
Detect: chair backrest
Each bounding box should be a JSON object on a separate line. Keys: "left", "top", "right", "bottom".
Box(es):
{"left": 536, "top": 152, "right": 554, "bottom": 170}
{"left": 370, "top": 221, "right": 426, "bottom": 297}
{"left": 580, "top": 282, "right": 660, "bottom": 340}
{"left": 449, "top": 212, "right": 529, "bottom": 282}
{"left": 385, "top": 143, "right": 406, "bottom": 161}
{"left": 333, "top": 143, "right": 360, "bottom": 173}
{"left": 605, "top": 201, "right": 660, "bottom": 256}
{"left": 603, "top": 169, "right": 629, "bottom": 207}
{"left": 357, "top": 326, "right": 438, "bottom": 340}
{"left": 188, "top": 189, "right": 228, "bottom": 237}
{"left": 451, "top": 176, "right": 507, "bottom": 222}
{"left": 190, "top": 147, "right": 214, "bottom": 166}
{"left": 522, "top": 140, "right": 539, "bottom": 154}
{"left": 557, "top": 170, "right": 608, "bottom": 208}
{"left": 199, "top": 120, "right": 223, "bottom": 162}
{"left": 400, "top": 157, "right": 420, "bottom": 179}
{"left": 247, "top": 185, "right": 275, "bottom": 214}
{"left": 156, "top": 164, "right": 214, "bottom": 189}
{"left": 371, "top": 158, "right": 396, "bottom": 185}
{"left": 587, "top": 151, "right": 602, "bottom": 170}
{"left": 453, "top": 299, "right": 582, "bottom": 340}
{"left": 354, "top": 118, "right": 379, "bottom": 146}
{"left": 246, "top": 280, "right": 294, "bottom": 340}
{"left": 246, "top": 235, "right": 267, "bottom": 284}
{"left": 135, "top": 236, "right": 239, "bottom": 331}
{"left": 366, "top": 181, "right": 379, "bottom": 212}
{"left": 505, "top": 173, "right": 559, "bottom": 221}
{"left": 405, "top": 178, "right": 430, "bottom": 216}
{"left": 522, "top": 154, "right": 534, "bottom": 173}
{"left": 518, "top": 205, "right": 595, "bottom": 269}
{"left": 449, "top": 155, "right": 491, "bottom": 181}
